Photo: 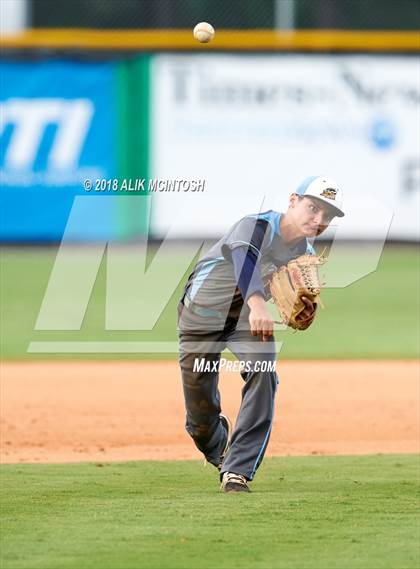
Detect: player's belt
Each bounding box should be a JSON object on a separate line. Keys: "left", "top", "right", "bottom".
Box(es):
{"left": 182, "top": 295, "right": 224, "bottom": 319}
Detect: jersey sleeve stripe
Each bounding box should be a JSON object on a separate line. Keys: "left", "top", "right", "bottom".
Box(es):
{"left": 229, "top": 240, "right": 261, "bottom": 257}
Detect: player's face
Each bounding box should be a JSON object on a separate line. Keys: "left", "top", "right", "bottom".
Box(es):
{"left": 290, "top": 195, "right": 336, "bottom": 237}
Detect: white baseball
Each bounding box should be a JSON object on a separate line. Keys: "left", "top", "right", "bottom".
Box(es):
{"left": 193, "top": 22, "right": 215, "bottom": 43}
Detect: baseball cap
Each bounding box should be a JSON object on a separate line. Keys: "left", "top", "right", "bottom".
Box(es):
{"left": 295, "top": 175, "right": 345, "bottom": 217}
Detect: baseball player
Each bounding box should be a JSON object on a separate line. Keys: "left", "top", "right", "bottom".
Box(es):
{"left": 178, "top": 176, "right": 345, "bottom": 493}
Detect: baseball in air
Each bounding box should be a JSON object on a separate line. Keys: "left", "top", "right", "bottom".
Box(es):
{"left": 193, "top": 22, "right": 215, "bottom": 43}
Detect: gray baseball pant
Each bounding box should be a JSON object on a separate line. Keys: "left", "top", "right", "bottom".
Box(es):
{"left": 178, "top": 310, "right": 278, "bottom": 481}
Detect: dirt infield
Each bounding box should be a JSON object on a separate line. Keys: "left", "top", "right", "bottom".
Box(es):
{"left": 1, "top": 361, "right": 419, "bottom": 464}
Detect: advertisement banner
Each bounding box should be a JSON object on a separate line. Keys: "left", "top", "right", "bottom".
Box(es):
{"left": 0, "top": 60, "right": 118, "bottom": 240}
{"left": 150, "top": 54, "right": 419, "bottom": 240}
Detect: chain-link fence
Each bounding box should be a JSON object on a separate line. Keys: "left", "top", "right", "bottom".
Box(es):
{"left": 30, "top": 0, "right": 420, "bottom": 30}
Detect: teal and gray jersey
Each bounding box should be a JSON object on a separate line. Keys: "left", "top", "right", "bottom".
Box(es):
{"left": 182, "top": 210, "right": 315, "bottom": 313}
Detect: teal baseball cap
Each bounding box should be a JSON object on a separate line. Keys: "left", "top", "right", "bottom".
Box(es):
{"left": 295, "top": 175, "right": 345, "bottom": 217}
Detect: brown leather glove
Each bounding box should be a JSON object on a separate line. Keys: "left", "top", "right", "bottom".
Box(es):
{"left": 269, "top": 254, "right": 326, "bottom": 331}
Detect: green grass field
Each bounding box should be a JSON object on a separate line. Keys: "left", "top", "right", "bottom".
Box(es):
{"left": 1, "top": 245, "right": 419, "bottom": 569}
{"left": 1, "top": 455, "right": 419, "bottom": 569}
{"left": 1, "top": 244, "right": 419, "bottom": 360}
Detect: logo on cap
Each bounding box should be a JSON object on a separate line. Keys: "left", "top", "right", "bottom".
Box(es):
{"left": 320, "top": 188, "right": 337, "bottom": 201}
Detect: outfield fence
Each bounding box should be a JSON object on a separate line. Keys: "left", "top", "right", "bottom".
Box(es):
{"left": 1, "top": 30, "right": 419, "bottom": 241}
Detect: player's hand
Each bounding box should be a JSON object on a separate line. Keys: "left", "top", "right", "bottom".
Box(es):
{"left": 300, "top": 296, "right": 317, "bottom": 322}
{"left": 247, "top": 294, "right": 274, "bottom": 342}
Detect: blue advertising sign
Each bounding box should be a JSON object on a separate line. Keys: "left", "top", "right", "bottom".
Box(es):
{"left": 0, "top": 60, "right": 118, "bottom": 240}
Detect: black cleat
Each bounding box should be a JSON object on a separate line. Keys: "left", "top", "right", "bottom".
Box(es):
{"left": 218, "top": 414, "right": 232, "bottom": 471}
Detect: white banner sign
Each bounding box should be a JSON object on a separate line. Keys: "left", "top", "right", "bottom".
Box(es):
{"left": 151, "top": 54, "right": 419, "bottom": 240}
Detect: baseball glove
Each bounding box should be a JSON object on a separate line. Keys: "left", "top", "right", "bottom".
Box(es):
{"left": 269, "top": 254, "right": 326, "bottom": 331}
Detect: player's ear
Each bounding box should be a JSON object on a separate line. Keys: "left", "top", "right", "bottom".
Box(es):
{"left": 289, "top": 193, "right": 298, "bottom": 208}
